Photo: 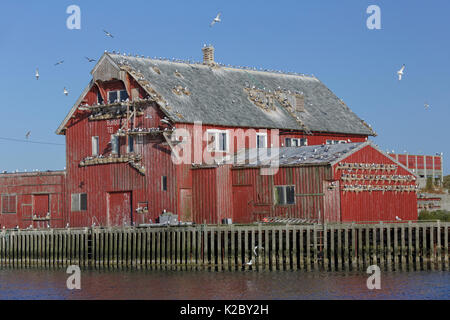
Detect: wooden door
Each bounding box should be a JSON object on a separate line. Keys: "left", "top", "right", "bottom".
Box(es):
{"left": 233, "top": 186, "right": 253, "bottom": 224}
{"left": 107, "top": 192, "right": 132, "bottom": 227}
{"left": 33, "top": 194, "right": 49, "bottom": 218}
{"left": 180, "top": 189, "right": 192, "bottom": 222}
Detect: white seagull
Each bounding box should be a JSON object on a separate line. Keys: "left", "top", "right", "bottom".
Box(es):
{"left": 103, "top": 30, "right": 114, "bottom": 38}
{"left": 210, "top": 12, "right": 222, "bottom": 27}
{"left": 397, "top": 64, "right": 405, "bottom": 81}
{"left": 63, "top": 87, "right": 69, "bottom": 96}
{"left": 395, "top": 216, "right": 402, "bottom": 221}
{"left": 424, "top": 102, "right": 430, "bottom": 110}
{"left": 35, "top": 68, "right": 39, "bottom": 80}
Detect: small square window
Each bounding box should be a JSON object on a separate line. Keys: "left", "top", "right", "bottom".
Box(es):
{"left": 71, "top": 193, "right": 87, "bottom": 212}
{"left": 108, "top": 91, "right": 118, "bottom": 104}
{"left": 274, "top": 186, "right": 295, "bottom": 205}
{"left": 2, "top": 194, "right": 17, "bottom": 214}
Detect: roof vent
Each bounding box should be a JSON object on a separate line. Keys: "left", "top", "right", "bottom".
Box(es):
{"left": 202, "top": 45, "right": 215, "bottom": 66}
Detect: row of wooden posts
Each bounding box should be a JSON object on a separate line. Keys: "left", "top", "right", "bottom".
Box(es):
{"left": 0, "top": 222, "right": 449, "bottom": 272}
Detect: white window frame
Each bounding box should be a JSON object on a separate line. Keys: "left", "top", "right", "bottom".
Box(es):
{"left": 71, "top": 193, "right": 87, "bottom": 212}
{"left": 107, "top": 90, "right": 129, "bottom": 104}
{"left": 206, "top": 129, "right": 229, "bottom": 153}
{"left": 92, "top": 136, "right": 99, "bottom": 156}
{"left": 285, "top": 138, "right": 308, "bottom": 147}
{"left": 256, "top": 132, "right": 268, "bottom": 149}
{"left": 111, "top": 135, "right": 119, "bottom": 154}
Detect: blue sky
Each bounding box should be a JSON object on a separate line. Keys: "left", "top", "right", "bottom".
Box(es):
{"left": 0, "top": 0, "right": 448, "bottom": 173}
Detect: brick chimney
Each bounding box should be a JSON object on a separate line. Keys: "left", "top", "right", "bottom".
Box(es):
{"left": 202, "top": 45, "right": 215, "bottom": 65}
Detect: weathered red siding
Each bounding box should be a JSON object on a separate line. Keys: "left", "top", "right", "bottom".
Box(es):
{"left": 0, "top": 172, "right": 65, "bottom": 229}
{"left": 335, "top": 146, "right": 417, "bottom": 222}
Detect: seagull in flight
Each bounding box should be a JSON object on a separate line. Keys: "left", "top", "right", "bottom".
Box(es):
{"left": 35, "top": 68, "right": 39, "bottom": 80}
{"left": 63, "top": 87, "right": 69, "bottom": 96}
{"left": 103, "top": 30, "right": 114, "bottom": 38}
{"left": 210, "top": 12, "right": 222, "bottom": 27}
{"left": 397, "top": 64, "right": 405, "bottom": 81}
{"left": 25, "top": 131, "right": 31, "bottom": 139}
{"left": 54, "top": 60, "right": 64, "bottom": 66}
{"left": 424, "top": 102, "right": 430, "bottom": 110}
{"left": 85, "top": 57, "right": 96, "bottom": 63}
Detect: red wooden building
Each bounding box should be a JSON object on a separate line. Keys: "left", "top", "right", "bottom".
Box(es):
{"left": 0, "top": 171, "right": 65, "bottom": 229}
{"left": 207, "top": 142, "right": 418, "bottom": 224}
{"left": 0, "top": 46, "right": 419, "bottom": 228}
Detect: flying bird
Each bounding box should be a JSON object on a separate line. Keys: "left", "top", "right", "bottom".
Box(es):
{"left": 63, "top": 87, "right": 69, "bottom": 96}
{"left": 397, "top": 64, "right": 405, "bottom": 81}
{"left": 25, "top": 131, "right": 31, "bottom": 139}
{"left": 424, "top": 102, "right": 430, "bottom": 110}
{"left": 35, "top": 68, "right": 39, "bottom": 80}
{"left": 54, "top": 60, "right": 64, "bottom": 66}
{"left": 210, "top": 12, "right": 222, "bottom": 27}
{"left": 85, "top": 57, "right": 96, "bottom": 63}
{"left": 103, "top": 30, "right": 114, "bottom": 38}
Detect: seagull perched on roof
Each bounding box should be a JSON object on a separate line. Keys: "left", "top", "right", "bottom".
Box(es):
{"left": 103, "top": 30, "right": 114, "bottom": 38}
{"left": 85, "top": 57, "right": 96, "bottom": 63}
{"left": 210, "top": 12, "right": 222, "bottom": 27}
{"left": 54, "top": 60, "right": 64, "bottom": 66}
{"left": 395, "top": 216, "right": 402, "bottom": 221}
{"left": 397, "top": 64, "right": 405, "bottom": 81}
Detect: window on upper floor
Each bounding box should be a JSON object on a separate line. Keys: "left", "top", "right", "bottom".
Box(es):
{"left": 92, "top": 136, "right": 99, "bottom": 156}
{"left": 326, "top": 140, "right": 347, "bottom": 145}
{"left": 1, "top": 194, "right": 17, "bottom": 214}
{"left": 111, "top": 135, "right": 119, "bottom": 154}
{"left": 108, "top": 90, "right": 129, "bottom": 104}
{"left": 285, "top": 138, "right": 308, "bottom": 147}
{"left": 207, "top": 130, "right": 229, "bottom": 152}
{"left": 161, "top": 176, "right": 168, "bottom": 192}
{"left": 97, "top": 91, "right": 104, "bottom": 104}
{"left": 256, "top": 133, "right": 267, "bottom": 149}
{"left": 127, "top": 136, "right": 134, "bottom": 153}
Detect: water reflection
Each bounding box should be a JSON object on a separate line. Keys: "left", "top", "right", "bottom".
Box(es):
{"left": 0, "top": 269, "right": 448, "bottom": 300}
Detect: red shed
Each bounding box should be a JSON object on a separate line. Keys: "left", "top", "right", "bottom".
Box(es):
{"left": 0, "top": 171, "right": 66, "bottom": 229}
{"left": 229, "top": 142, "right": 418, "bottom": 224}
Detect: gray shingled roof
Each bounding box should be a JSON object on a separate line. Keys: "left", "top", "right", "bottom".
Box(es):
{"left": 107, "top": 53, "right": 375, "bottom": 136}
{"left": 233, "top": 142, "right": 367, "bottom": 168}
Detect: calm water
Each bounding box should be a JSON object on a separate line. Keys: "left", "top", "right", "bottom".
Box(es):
{"left": 0, "top": 268, "right": 448, "bottom": 300}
